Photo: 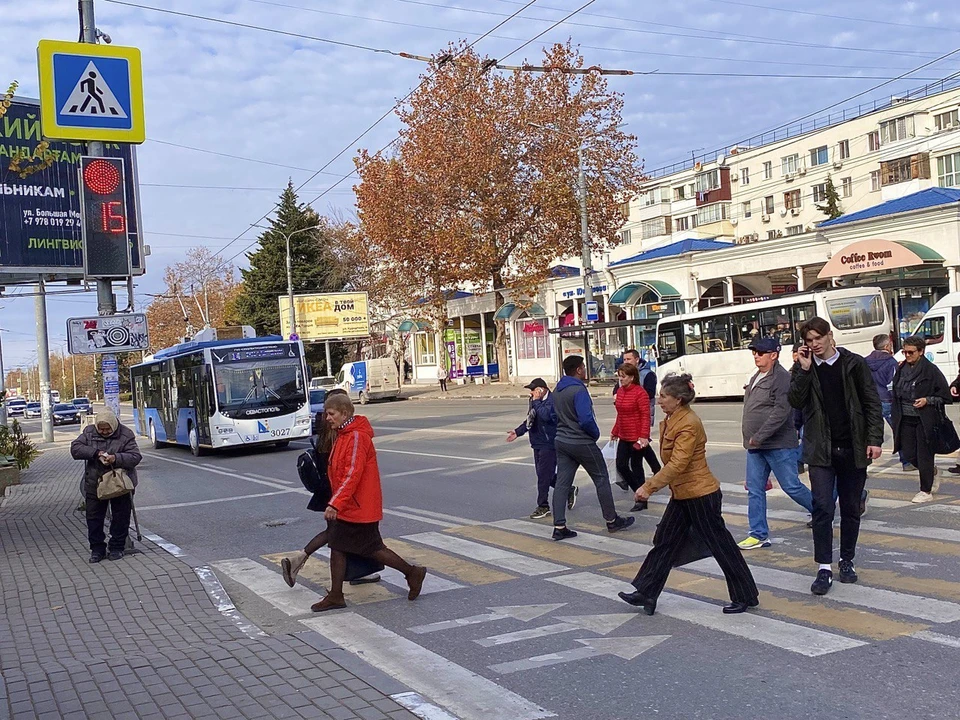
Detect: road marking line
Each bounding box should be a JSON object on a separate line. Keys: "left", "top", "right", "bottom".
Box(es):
{"left": 859, "top": 519, "right": 960, "bottom": 544}
{"left": 913, "top": 504, "right": 960, "bottom": 516}
{"left": 395, "top": 506, "right": 484, "bottom": 525}
{"left": 449, "top": 525, "right": 617, "bottom": 567}
{"left": 403, "top": 532, "right": 568, "bottom": 576}
{"left": 488, "top": 635, "right": 670, "bottom": 674}
{"left": 144, "top": 452, "right": 294, "bottom": 491}
{"left": 856, "top": 531, "right": 960, "bottom": 558}
{"left": 262, "top": 552, "right": 398, "bottom": 604}
{"left": 911, "top": 630, "right": 960, "bottom": 649}
{"left": 685, "top": 558, "right": 960, "bottom": 623}
{"left": 410, "top": 604, "right": 566, "bottom": 635}
{"left": 547, "top": 571, "right": 866, "bottom": 657}
{"left": 243, "top": 472, "right": 295, "bottom": 485}
{"left": 213, "top": 558, "right": 318, "bottom": 616}
{"left": 378, "top": 448, "right": 533, "bottom": 467}
{"left": 137, "top": 489, "right": 296, "bottom": 511}
{"left": 312, "top": 548, "right": 464, "bottom": 595}
{"left": 383, "top": 467, "right": 451, "bottom": 479}
{"left": 475, "top": 613, "right": 635, "bottom": 647}
{"left": 377, "top": 426, "right": 506, "bottom": 437}
{"left": 302, "top": 613, "right": 556, "bottom": 720}
{"left": 383, "top": 509, "right": 460, "bottom": 528}
{"left": 489, "top": 519, "right": 652, "bottom": 557}
{"left": 390, "top": 692, "right": 459, "bottom": 720}
{"left": 387, "top": 539, "right": 516, "bottom": 586}
{"left": 601, "top": 562, "right": 926, "bottom": 641}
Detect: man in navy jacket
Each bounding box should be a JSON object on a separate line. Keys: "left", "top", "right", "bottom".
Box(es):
{"left": 507, "top": 378, "right": 568, "bottom": 519}
{"left": 551, "top": 355, "right": 635, "bottom": 541}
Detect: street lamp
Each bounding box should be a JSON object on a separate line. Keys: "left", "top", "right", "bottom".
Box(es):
{"left": 285, "top": 224, "right": 323, "bottom": 339}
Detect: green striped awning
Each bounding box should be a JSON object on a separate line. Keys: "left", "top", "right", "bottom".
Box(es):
{"left": 609, "top": 280, "right": 681, "bottom": 305}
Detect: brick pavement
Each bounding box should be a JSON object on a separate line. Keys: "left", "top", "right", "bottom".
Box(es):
{"left": 0, "top": 447, "right": 421, "bottom": 720}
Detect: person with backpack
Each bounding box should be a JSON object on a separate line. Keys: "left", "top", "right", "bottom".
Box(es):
{"left": 283, "top": 389, "right": 382, "bottom": 588}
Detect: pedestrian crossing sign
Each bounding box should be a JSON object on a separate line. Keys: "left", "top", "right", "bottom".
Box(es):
{"left": 37, "top": 39, "right": 145, "bottom": 143}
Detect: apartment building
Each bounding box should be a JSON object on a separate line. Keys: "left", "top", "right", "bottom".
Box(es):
{"left": 613, "top": 80, "right": 960, "bottom": 263}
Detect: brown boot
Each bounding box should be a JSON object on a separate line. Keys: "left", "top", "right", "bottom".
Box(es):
{"left": 406, "top": 566, "right": 427, "bottom": 600}
{"left": 311, "top": 594, "right": 346, "bottom": 612}
{"left": 281, "top": 551, "right": 308, "bottom": 588}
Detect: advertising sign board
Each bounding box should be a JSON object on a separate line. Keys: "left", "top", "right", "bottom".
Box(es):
{"left": 67, "top": 314, "right": 149, "bottom": 355}
{"left": 0, "top": 99, "right": 143, "bottom": 284}
{"left": 279, "top": 292, "right": 370, "bottom": 341}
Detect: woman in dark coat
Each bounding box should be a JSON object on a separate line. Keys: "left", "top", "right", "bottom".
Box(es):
{"left": 70, "top": 409, "right": 142, "bottom": 563}
{"left": 892, "top": 335, "right": 951, "bottom": 503}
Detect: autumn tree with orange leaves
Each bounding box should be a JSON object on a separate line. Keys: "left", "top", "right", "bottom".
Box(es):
{"left": 144, "top": 248, "right": 241, "bottom": 352}
{"left": 354, "top": 42, "right": 643, "bottom": 379}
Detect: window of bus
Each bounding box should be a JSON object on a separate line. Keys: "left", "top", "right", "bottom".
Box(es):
{"left": 702, "top": 316, "right": 733, "bottom": 352}
{"left": 684, "top": 321, "right": 705, "bottom": 354}
{"left": 915, "top": 315, "right": 945, "bottom": 346}
{"left": 658, "top": 323, "right": 683, "bottom": 363}
{"left": 792, "top": 302, "right": 817, "bottom": 340}
{"left": 732, "top": 309, "right": 760, "bottom": 349}
{"left": 214, "top": 360, "right": 305, "bottom": 415}
{"left": 759, "top": 307, "right": 795, "bottom": 346}
{"left": 825, "top": 294, "right": 885, "bottom": 330}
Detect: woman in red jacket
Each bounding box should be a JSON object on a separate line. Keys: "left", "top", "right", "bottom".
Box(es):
{"left": 612, "top": 362, "right": 652, "bottom": 512}
{"left": 312, "top": 393, "right": 427, "bottom": 612}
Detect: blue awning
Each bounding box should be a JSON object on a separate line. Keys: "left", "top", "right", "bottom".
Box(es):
{"left": 494, "top": 302, "right": 546, "bottom": 321}
{"left": 609, "top": 280, "right": 681, "bottom": 305}
{"left": 398, "top": 320, "right": 430, "bottom": 332}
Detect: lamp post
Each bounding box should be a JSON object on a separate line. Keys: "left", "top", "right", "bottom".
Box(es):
{"left": 285, "top": 224, "right": 322, "bottom": 339}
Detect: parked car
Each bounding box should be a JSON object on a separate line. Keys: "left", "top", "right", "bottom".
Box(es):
{"left": 25, "top": 402, "right": 42, "bottom": 419}
{"left": 309, "top": 388, "right": 327, "bottom": 434}
{"left": 71, "top": 397, "right": 94, "bottom": 415}
{"left": 5, "top": 399, "right": 27, "bottom": 418}
{"left": 309, "top": 376, "right": 337, "bottom": 390}
{"left": 52, "top": 403, "right": 82, "bottom": 426}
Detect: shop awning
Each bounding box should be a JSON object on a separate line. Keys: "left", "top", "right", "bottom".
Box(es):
{"left": 493, "top": 302, "right": 546, "bottom": 321}
{"left": 817, "top": 239, "right": 943, "bottom": 279}
{"left": 398, "top": 319, "right": 430, "bottom": 332}
{"left": 608, "top": 280, "right": 682, "bottom": 305}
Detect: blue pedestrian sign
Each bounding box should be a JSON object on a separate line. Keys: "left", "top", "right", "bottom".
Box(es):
{"left": 38, "top": 40, "right": 145, "bottom": 143}
{"left": 585, "top": 300, "right": 600, "bottom": 323}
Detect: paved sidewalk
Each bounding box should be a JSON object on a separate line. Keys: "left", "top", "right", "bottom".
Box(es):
{"left": 0, "top": 448, "right": 422, "bottom": 720}
{"left": 403, "top": 381, "right": 614, "bottom": 401}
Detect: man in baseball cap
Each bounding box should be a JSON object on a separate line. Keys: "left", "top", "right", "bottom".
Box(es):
{"left": 738, "top": 335, "right": 813, "bottom": 551}
{"left": 507, "top": 378, "right": 568, "bottom": 518}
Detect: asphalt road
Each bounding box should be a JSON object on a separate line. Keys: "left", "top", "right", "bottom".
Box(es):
{"left": 33, "top": 399, "right": 960, "bottom": 720}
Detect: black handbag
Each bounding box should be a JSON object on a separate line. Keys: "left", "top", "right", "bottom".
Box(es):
{"left": 932, "top": 412, "right": 960, "bottom": 455}
{"left": 344, "top": 554, "right": 385, "bottom": 581}
{"left": 297, "top": 440, "right": 331, "bottom": 507}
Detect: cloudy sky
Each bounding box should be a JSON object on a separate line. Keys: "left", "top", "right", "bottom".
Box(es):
{"left": 2, "top": 0, "right": 959, "bottom": 368}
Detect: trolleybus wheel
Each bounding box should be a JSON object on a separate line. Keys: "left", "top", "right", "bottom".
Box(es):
{"left": 149, "top": 421, "right": 166, "bottom": 449}
{"left": 188, "top": 425, "right": 205, "bottom": 457}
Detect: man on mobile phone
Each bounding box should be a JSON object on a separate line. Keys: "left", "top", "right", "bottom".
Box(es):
{"left": 789, "top": 317, "right": 884, "bottom": 597}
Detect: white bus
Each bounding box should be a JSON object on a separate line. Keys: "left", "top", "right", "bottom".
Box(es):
{"left": 130, "top": 335, "right": 312, "bottom": 455}
{"left": 655, "top": 287, "right": 890, "bottom": 398}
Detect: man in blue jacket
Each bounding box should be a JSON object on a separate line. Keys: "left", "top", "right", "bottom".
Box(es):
{"left": 507, "top": 378, "right": 570, "bottom": 519}
{"left": 865, "top": 333, "right": 903, "bottom": 468}
{"left": 551, "top": 355, "right": 635, "bottom": 541}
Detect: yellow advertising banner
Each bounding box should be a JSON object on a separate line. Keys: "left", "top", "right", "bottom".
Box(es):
{"left": 279, "top": 292, "right": 370, "bottom": 341}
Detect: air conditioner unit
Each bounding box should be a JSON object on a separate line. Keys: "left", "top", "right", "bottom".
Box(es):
{"left": 784, "top": 173, "right": 794, "bottom": 182}
{"left": 751, "top": 233, "right": 760, "bottom": 241}
{"left": 779, "top": 208, "right": 788, "bottom": 217}
{"left": 761, "top": 214, "right": 771, "bottom": 223}
{"left": 731, "top": 174, "right": 738, "bottom": 182}
{"left": 833, "top": 161, "right": 843, "bottom": 170}
{"left": 790, "top": 208, "right": 800, "bottom": 216}
{"left": 797, "top": 166, "right": 807, "bottom": 176}
{"left": 731, "top": 218, "right": 739, "bottom": 226}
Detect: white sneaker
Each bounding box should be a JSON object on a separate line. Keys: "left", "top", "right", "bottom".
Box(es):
{"left": 932, "top": 475, "right": 941, "bottom": 494}
{"left": 281, "top": 551, "right": 308, "bottom": 587}
{"left": 911, "top": 491, "right": 934, "bottom": 504}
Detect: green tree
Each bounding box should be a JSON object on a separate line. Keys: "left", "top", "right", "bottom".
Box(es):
{"left": 816, "top": 175, "right": 843, "bottom": 220}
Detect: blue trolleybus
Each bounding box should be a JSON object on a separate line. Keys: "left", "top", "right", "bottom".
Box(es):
{"left": 130, "top": 335, "right": 312, "bottom": 455}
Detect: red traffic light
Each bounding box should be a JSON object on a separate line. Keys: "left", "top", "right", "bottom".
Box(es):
{"left": 83, "top": 159, "right": 121, "bottom": 195}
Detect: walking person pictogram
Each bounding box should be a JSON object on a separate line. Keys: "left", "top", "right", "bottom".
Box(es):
{"left": 73, "top": 71, "right": 112, "bottom": 115}
{"left": 60, "top": 60, "right": 128, "bottom": 119}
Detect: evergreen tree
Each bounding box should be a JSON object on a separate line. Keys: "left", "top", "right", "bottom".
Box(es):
{"left": 816, "top": 176, "right": 843, "bottom": 220}
{"left": 234, "top": 182, "right": 345, "bottom": 339}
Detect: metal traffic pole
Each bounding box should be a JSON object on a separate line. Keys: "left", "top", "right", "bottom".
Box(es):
{"left": 35, "top": 280, "right": 55, "bottom": 442}
{"left": 0, "top": 323, "right": 7, "bottom": 427}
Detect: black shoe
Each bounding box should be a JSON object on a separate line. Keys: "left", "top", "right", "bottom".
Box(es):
{"left": 838, "top": 560, "right": 858, "bottom": 584}
{"left": 811, "top": 568, "right": 833, "bottom": 596}
{"left": 630, "top": 501, "right": 648, "bottom": 513}
{"left": 618, "top": 591, "right": 656, "bottom": 615}
{"left": 948, "top": 465, "right": 960, "bottom": 475}
{"left": 859, "top": 489, "right": 869, "bottom": 518}
{"left": 552, "top": 526, "right": 578, "bottom": 541}
{"left": 89, "top": 551, "right": 105, "bottom": 564}
{"left": 722, "top": 600, "right": 758, "bottom": 614}
{"left": 107, "top": 550, "right": 123, "bottom": 561}
{"left": 615, "top": 480, "right": 628, "bottom": 491}
{"left": 797, "top": 463, "right": 806, "bottom": 475}
{"left": 607, "top": 515, "right": 636, "bottom": 533}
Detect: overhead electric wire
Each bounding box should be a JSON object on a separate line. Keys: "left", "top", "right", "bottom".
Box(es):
{"left": 650, "top": 52, "right": 960, "bottom": 174}
{"left": 148, "top": 139, "right": 338, "bottom": 174}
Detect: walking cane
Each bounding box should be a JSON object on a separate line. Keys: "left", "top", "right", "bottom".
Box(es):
{"left": 130, "top": 493, "right": 142, "bottom": 542}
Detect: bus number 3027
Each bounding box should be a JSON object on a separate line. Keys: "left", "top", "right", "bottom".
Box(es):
{"left": 270, "top": 428, "right": 291, "bottom": 438}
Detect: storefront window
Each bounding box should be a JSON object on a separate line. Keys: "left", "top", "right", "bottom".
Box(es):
{"left": 517, "top": 319, "right": 550, "bottom": 360}
{"left": 414, "top": 333, "right": 436, "bottom": 365}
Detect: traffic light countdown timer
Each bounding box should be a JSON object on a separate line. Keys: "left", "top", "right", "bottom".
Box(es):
{"left": 79, "top": 156, "right": 132, "bottom": 278}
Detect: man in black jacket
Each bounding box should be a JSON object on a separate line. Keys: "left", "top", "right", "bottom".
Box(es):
{"left": 789, "top": 317, "right": 883, "bottom": 597}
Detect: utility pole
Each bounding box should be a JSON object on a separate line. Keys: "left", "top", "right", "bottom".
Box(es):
{"left": 0, "top": 326, "right": 7, "bottom": 427}
{"left": 577, "top": 144, "right": 593, "bottom": 307}
{"left": 81, "top": 0, "right": 120, "bottom": 416}
{"left": 71, "top": 355, "right": 78, "bottom": 399}
{"left": 35, "top": 280, "right": 54, "bottom": 442}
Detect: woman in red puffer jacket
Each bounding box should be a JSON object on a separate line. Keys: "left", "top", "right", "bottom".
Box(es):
{"left": 611, "top": 362, "right": 652, "bottom": 512}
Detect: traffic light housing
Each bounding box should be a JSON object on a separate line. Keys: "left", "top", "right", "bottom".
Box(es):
{"left": 79, "top": 156, "right": 131, "bottom": 278}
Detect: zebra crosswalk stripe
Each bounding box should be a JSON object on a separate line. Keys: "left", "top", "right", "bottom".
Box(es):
{"left": 546, "top": 571, "right": 868, "bottom": 657}
{"left": 403, "top": 532, "right": 569, "bottom": 575}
